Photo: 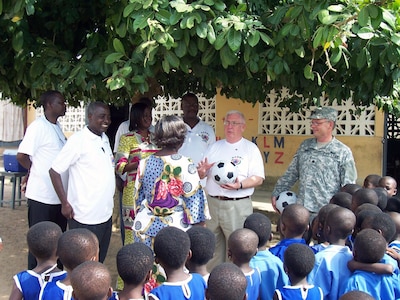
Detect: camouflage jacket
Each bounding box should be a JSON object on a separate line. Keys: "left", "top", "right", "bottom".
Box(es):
{"left": 272, "top": 137, "right": 357, "bottom": 213}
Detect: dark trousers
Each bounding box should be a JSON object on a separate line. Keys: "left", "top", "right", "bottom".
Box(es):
{"left": 68, "top": 217, "right": 112, "bottom": 263}
{"left": 27, "top": 199, "right": 67, "bottom": 269}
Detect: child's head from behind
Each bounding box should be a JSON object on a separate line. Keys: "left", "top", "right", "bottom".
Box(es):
{"left": 363, "top": 174, "right": 382, "bottom": 189}
{"left": 186, "top": 226, "right": 215, "bottom": 267}
{"left": 280, "top": 204, "right": 310, "bottom": 238}
{"left": 228, "top": 228, "right": 258, "bottom": 265}
{"left": 27, "top": 221, "right": 62, "bottom": 261}
{"left": 283, "top": 243, "right": 315, "bottom": 280}
{"left": 354, "top": 228, "right": 386, "bottom": 263}
{"left": 373, "top": 187, "right": 389, "bottom": 210}
{"left": 329, "top": 192, "right": 352, "bottom": 210}
{"left": 361, "top": 212, "right": 396, "bottom": 243}
{"left": 385, "top": 197, "right": 400, "bottom": 213}
{"left": 379, "top": 176, "right": 397, "bottom": 197}
{"left": 206, "top": 263, "right": 246, "bottom": 300}
{"left": 117, "top": 243, "right": 154, "bottom": 287}
{"left": 351, "top": 188, "right": 379, "bottom": 212}
{"left": 340, "top": 183, "right": 362, "bottom": 195}
{"left": 387, "top": 211, "right": 400, "bottom": 240}
{"left": 243, "top": 212, "right": 272, "bottom": 248}
{"left": 71, "top": 261, "right": 112, "bottom": 300}
{"left": 154, "top": 226, "right": 190, "bottom": 270}
{"left": 340, "top": 290, "right": 375, "bottom": 300}
{"left": 324, "top": 207, "right": 355, "bottom": 243}
{"left": 312, "top": 204, "right": 339, "bottom": 243}
{"left": 57, "top": 228, "right": 99, "bottom": 271}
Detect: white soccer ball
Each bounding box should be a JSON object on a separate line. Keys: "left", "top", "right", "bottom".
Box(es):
{"left": 276, "top": 191, "right": 297, "bottom": 213}
{"left": 211, "top": 160, "right": 238, "bottom": 185}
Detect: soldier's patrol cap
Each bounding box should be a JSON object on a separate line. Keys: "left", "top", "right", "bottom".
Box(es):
{"left": 308, "top": 107, "right": 338, "bottom": 122}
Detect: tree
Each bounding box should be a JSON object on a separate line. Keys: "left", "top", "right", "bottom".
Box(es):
{"left": 1, "top": 0, "right": 399, "bottom": 116}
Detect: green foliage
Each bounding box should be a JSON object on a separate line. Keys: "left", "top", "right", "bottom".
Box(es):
{"left": 0, "top": 0, "right": 399, "bottom": 117}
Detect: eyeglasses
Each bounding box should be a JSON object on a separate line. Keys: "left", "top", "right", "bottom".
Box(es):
{"left": 310, "top": 120, "right": 329, "bottom": 126}
{"left": 223, "top": 121, "right": 244, "bottom": 126}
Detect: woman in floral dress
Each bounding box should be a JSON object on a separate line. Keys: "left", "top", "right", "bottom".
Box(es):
{"left": 115, "top": 102, "right": 158, "bottom": 246}
{"left": 132, "top": 115, "right": 210, "bottom": 283}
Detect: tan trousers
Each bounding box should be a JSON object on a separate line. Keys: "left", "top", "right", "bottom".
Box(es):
{"left": 206, "top": 195, "right": 253, "bottom": 272}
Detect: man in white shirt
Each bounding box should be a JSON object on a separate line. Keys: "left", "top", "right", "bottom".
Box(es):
{"left": 179, "top": 92, "right": 216, "bottom": 166}
{"left": 49, "top": 102, "right": 115, "bottom": 263}
{"left": 198, "top": 110, "right": 265, "bottom": 270}
{"left": 17, "top": 90, "right": 68, "bottom": 269}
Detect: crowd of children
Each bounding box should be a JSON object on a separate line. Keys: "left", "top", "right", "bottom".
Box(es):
{"left": 8, "top": 174, "right": 400, "bottom": 299}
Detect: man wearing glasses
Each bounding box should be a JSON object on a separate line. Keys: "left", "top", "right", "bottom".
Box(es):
{"left": 271, "top": 107, "right": 357, "bottom": 217}
{"left": 198, "top": 110, "right": 265, "bottom": 270}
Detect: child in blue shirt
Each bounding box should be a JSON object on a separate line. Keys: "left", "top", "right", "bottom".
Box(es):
{"left": 273, "top": 243, "right": 323, "bottom": 300}
{"left": 228, "top": 228, "right": 261, "bottom": 300}
{"left": 148, "top": 227, "right": 206, "bottom": 300}
{"left": 244, "top": 212, "right": 288, "bottom": 300}
{"left": 310, "top": 204, "right": 338, "bottom": 253}
{"left": 344, "top": 228, "right": 400, "bottom": 299}
{"left": 269, "top": 204, "right": 310, "bottom": 262}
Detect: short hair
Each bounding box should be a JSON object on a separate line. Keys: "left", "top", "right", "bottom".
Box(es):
{"left": 385, "top": 197, "right": 400, "bottom": 213}
{"left": 57, "top": 228, "right": 99, "bottom": 270}
{"left": 129, "top": 102, "right": 150, "bottom": 131}
{"left": 154, "top": 115, "right": 187, "bottom": 149}
{"left": 27, "top": 221, "right": 62, "bottom": 260}
{"left": 284, "top": 243, "right": 315, "bottom": 278}
{"left": 355, "top": 209, "right": 380, "bottom": 233}
{"left": 70, "top": 261, "right": 111, "bottom": 300}
{"left": 181, "top": 92, "right": 198, "bottom": 102}
{"left": 281, "top": 204, "right": 310, "bottom": 237}
{"left": 225, "top": 110, "right": 246, "bottom": 124}
{"left": 117, "top": 243, "right": 154, "bottom": 286}
{"left": 363, "top": 174, "right": 382, "bottom": 188}
{"left": 313, "top": 204, "right": 339, "bottom": 242}
{"left": 351, "top": 188, "right": 379, "bottom": 211}
{"left": 367, "top": 212, "right": 396, "bottom": 243}
{"left": 387, "top": 211, "right": 400, "bottom": 238}
{"left": 187, "top": 226, "right": 215, "bottom": 265}
{"left": 340, "top": 183, "right": 362, "bottom": 195}
{"left": 379, "top": 176, "right": 398, "bottom": 189}
{"left": 154, "top": 227, "right": 190, "bottom": 269}
{"left": 354, "top": 228, "right": 386, "bottom": 263}
{"left": 355, "top": 203, "right": 382, "bottom": 216}
{"left": 244, "top": 212, "right": 272, "bottom": 247}
{"left": 329, "top": 192, "right": 352, "bottom": 210}
{"left": 39, "top": 90, "right": 63, "bottom": 110}
{"left": 374, "top": 187, "right": 389, "bottom": 210}
{"left": 325, "top": 207, "right": 356, "bottom": 240}
{"left": 87, "top": 101, "right": 108, "bottom": 116}
{"left": 207, "top": 263, "right": 247, "bottom": 300}
{"left": 228, "top": 228, "right": 258, "bottom": 264}
{"left": 339, "top": 290, "right": 375, "bottom": 300}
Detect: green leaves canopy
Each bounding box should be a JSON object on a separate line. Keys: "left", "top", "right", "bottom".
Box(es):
{"left": 0, "top": 0, "right": 399, "bottom": 116}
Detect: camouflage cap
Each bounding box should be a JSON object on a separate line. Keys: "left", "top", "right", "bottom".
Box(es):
{"left": 308, "top": 107, "right": 338, "bottom": 122}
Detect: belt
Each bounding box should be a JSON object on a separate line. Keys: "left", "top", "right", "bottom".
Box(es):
{"left": 210, "top": 195, "right": 250, "bottom": 201}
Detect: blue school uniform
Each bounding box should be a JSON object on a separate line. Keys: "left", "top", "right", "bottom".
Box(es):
{"left": 269, "top": 238, "right": 307, "bottom": 262}
{"left": 275, "top": 285, "right": 323, "bottom": 300}
{"left": 39, "top": 280, "right": 73, "bottom": 300}
{"left": 245, "top": 267, "right": 261, "bottom": 300}
{"left": 389, "top": 240, "right": 400, "bottom": 253}
{"left": 250, "top": 249, "right": 289, "bottom": 300}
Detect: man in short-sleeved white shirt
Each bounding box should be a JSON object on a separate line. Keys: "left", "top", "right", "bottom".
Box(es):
{"left": 198, "top": 110, "right": 265, "bottom": 270}
{"left": 17, "top": 90, "right": 68, "bottom": 269}
{"left": 50, "top": 102, "right": 115, "bottom": 263}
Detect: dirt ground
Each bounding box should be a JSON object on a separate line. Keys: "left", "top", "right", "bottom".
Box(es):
{"left": 0, "top": 188, "right": 279, "bottom": 298}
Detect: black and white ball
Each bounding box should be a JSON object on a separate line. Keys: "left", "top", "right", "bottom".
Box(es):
{"left": 275, "top": 191, "right": 297, "bottom": 213}
{"left": 211, "top": 160, "right": 238, "bottom": 185}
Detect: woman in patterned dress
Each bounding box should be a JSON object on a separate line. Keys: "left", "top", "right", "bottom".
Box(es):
{"left": 132, "top": 115, "right": 210, "bottom": 283}
{"left": 115, "top": 102, "right": 158, "bottom": 246}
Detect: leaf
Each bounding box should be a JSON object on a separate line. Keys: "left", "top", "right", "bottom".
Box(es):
{"left": 259, "top": 32, "right": 274, "bottom": 46}
{"left": 391, "top": 33, "right": 400, "bottom": 46}
{"left": 132, "top": 75, "right": 145, "bottom": 83}
{"left": 173, "top": 166, "right": 181, "bottom": 175}
{"left": 357, "top": 27, "right": 374, "bottom": 40}
{"left": 227, "top": 29, "right": 242, "bottom": 52}
{"left": 196, "top": 22, "right": 208, "bottom": 39}
{"left": 175, "top": 41, "right": 187, "bottom": 58}
{"left": 207, "top": 23, "right": 216, "bottom": 44}
{"left": 105, "top": 53, "right": 124, "bottom": 64}
{"left": 120, "top": 66, "right": 132, "bottom": 77}
{"left": 328, "top": 4, "right": 344, "bottom": 12}
{"left": 295, "top": 46, "right": 305, "bottom": 58}
{"left": 313, "top": 27, "right": 323, "bottom": 48}
{"left": 165, "top": 51, "right": 180, "bottom": 68}
{"left": 318, "top": 10, "right": 338, "bottom": 25}
{"left": 215, "top": 32, "right": 227, "bottom": 50}
{"left": 113, "top": 38, "right": 125, "bottom": 55}
{"left": 304, "top": 64, "right": 314, "bottom": 80}
{"left": 330, "top": 47, "right": 342, "bottom": 65}
{"left": 201, "top": 46, "right": 216, "bottom": 65}
{"left": 220, "top": 45, "right": 237, "bottom": 68}
{"left": 358, "top": 7, "right": 369, "bottom": 27}
{"left": 12, "top": 31, "right": 23, "bottom": 52}
{"left": 156, "top": 9, "right": 171, "bottom": 25}
{"left": 247, "top": 31, "right": 260, "bottom": 47}
{"left": 281, "top": 23, "right": 293, "bottom": 37}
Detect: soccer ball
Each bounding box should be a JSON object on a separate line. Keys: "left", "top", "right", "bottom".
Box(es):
{"left": 211, "top": 160, "right": 238, "bottom": 185}
{"left": 275, "top": 191, "right": 297, "bottom": 213}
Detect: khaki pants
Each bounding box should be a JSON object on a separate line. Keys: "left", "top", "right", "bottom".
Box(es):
{"left": 206, "top": 195, "right": 253, "bottom": 272}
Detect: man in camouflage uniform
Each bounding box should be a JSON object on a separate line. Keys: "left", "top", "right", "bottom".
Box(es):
{"left": 271, "top": 107, "right": 357, "bottom": 216}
